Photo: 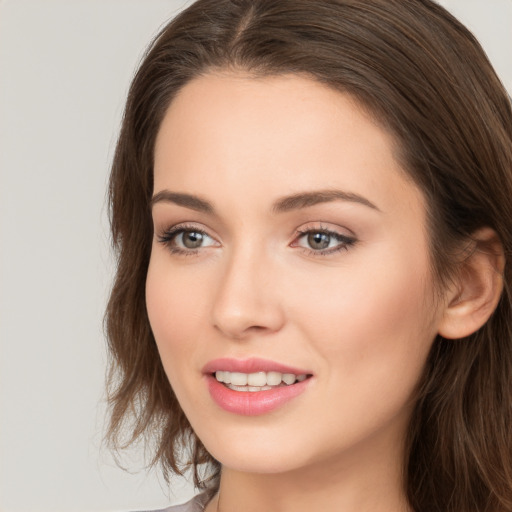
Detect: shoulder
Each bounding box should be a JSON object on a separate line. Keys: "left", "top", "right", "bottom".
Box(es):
{"left": 134, "top": 492, "right": 211, "bottom": 512}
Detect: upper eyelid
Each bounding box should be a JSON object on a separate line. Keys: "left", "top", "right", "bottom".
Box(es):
{"left": 157, "top": 223, "right": 220, "bottom": 248}
{"left": 158, "top": 224, "right": 215, "bottom": 239}
{"left": 159, "top": 222, "right": 213, "bottom": 235}
{"left": 296, "top": 226, "right": 347, "bottom": 235}
{"left": 295, "top": 222, "right": 355, "bottom": 237}
{"left": 293, "top": 228, "right": 356, "bottom": 244}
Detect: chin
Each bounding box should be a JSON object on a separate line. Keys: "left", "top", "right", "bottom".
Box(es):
{"left": 211, "top": 448, "right": 306, "bottom": 475}
{"left": 194, "top": 424, "right": 319, "bottom": 475}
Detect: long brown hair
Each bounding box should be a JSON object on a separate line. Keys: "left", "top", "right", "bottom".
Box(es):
{"left": 105, "top": 1, "right": 512, "bottom": 509}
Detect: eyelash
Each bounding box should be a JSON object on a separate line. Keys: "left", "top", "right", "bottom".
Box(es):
{"left": 156, "top": 224, "right": 357, "bottom": 257}
{"left": 293, "top": 227, "right": 357, "bottom": 256}
{"left": 157, "top": 223, "right": 211, "bottom": 256}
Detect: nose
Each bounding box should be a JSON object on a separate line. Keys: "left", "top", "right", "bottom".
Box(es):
{"left": 211, "top": 247, "right": 285, "bottom": 340}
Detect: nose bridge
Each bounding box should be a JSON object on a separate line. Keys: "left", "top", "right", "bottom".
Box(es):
{"left": 212, "top": 240, "right": 284, "bottom": 339}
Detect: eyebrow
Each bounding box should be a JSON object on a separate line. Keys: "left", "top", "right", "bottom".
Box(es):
{"left": 150, "top": 189, "right": 380, "bottom": 214}
{"left": 272, "top": 190, "right": 380, "bottom": 213}
{"left": 150, "top": 190, "right": 214, "bottom": 214}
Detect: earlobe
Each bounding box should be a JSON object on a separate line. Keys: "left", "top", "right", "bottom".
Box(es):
{"left": 438, "top": 228, "right": 505, "bottom": 340}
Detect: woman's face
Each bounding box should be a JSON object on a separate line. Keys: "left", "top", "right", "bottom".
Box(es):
{"left": 147, "top": 72, "right": 447, "bottom": 475}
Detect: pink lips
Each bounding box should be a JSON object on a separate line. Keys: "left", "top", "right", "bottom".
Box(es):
{"left": 203, "top": 358, "right": 313, "bottom": 416}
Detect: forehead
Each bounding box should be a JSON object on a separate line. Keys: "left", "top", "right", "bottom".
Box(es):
{"left": 153, "top": 72, "right": 424, "bottom": 219}
{"left": 155, "top": 72, "right": 389, "bottom": 167}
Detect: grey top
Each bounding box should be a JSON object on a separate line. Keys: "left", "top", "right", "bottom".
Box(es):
{"left": 137, "top": 493, "right": 210, "bottom": 512}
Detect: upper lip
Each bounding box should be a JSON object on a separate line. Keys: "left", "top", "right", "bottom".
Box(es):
{"left": 202, "top": 357, "right": 312, "bottom": 375}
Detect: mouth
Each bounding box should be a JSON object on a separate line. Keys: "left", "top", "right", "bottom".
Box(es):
{"left": 203, "top": 358, "right": 314, "bottom": 415}
{"left": 213, "top": 370, "right": 310, "bottom": 392}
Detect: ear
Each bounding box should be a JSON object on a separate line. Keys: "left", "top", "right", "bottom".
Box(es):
{"left": 438, "top": 227, "right": 505, "bottom": 339}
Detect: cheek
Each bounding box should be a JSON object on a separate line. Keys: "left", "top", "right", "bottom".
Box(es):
{"left": 146, "top": 253, "right": 207, "bottom": 365}
{"left": 278, "top": 252, "right": 438, "bottom": 452}
{"left": 145, "top": 256, "right": 207, "bottom": 423}
{"left": 289, "top": 246, "right": 437, "bottom": 394}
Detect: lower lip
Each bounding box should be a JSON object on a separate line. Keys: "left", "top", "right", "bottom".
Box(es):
{"left": 206, "top": 375, "right": 312, "bottom": 416}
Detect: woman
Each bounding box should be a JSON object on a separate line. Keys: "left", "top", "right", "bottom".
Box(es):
{"left": 105, "top": 1, "right": 512, "bottom": 511}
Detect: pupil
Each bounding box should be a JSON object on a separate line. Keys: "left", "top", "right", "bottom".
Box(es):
{"left": 308, "top": 232, "right": 330, "bottom": 250}
{"left": 183, "top": 231, "right": 203, "bottom": 249}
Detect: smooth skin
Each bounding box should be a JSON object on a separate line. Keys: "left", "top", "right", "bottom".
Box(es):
{"left": 146, "top": 72, "right": 503, "bottom": 512}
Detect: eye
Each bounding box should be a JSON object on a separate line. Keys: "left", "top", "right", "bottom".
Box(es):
{"left": 293, "top": 228, "right": 356, "bottom": 255}
{"left": 306, "top": 232, "right": 333, "bottom": 250}
{"left": 157, "top": 225, "right": 218, "bottom": 254}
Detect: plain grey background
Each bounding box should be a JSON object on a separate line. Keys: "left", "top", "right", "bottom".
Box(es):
{"left": 0, "top": 1, "right": 511, "bottom": 511}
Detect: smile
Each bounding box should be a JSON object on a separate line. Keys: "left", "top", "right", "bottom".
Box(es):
{"left": 204, "top": 358, "right": 313, "bottom": 415}
{"left": 215, "top": 371, "right": 308, "bottom": 391}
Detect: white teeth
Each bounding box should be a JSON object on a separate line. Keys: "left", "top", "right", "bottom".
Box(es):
{"left": 215, "top": 370, "right": 309, "bottom": 387}
{"left": 230, "top": 372, "right": 248, "bottom": 386}
{"left": 227, "top": 384, "right": 273, "bottom": 392}
{"left": 248, "top": 386, "right": 271, "bottom": 392}
{"left": 282, "top": 373, "right": 296, "bottom": 385}
{"left": 247, "top": 372, "right": 267, "bottom": 386}
{"left": 267, "top": 371, "right": 282, "bottom": 386}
